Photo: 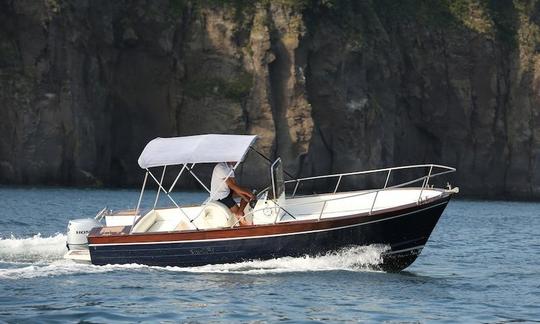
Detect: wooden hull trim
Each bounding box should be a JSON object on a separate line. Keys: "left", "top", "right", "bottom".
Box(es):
{"left": 89, "top": 200, "right": 448, "bottom": 246}
{"left": 88, "top": 194, "right": 450, "bottom": 245}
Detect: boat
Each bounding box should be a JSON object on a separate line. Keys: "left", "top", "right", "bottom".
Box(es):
{"left": 64, "top": 134, "right": 458, "bottom": 272}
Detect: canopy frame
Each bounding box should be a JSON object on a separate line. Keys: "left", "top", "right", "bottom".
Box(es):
{"left": 131, "top": 134, "right": 258, "bottom": 233}
{"left": 131, "top": 160, "right": 242, "bottom": 232}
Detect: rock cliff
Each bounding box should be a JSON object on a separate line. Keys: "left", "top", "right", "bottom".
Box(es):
{"left": 1, "top": 0, "right": 540, "bottom": 199}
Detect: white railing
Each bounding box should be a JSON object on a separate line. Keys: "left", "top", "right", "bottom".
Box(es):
{"left": 286, "top": 164, "right": 454, "bottom": 198}
{"left": 232, "top": 164, "right": 455, "bottom": 227}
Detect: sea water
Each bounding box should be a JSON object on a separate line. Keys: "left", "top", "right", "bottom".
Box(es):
{"left": 0, "top": 187, "right": 539, "bottom": 322}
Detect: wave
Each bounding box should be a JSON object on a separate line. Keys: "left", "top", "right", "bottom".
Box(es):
{"left": 175, "top": 245, "right": 389, "bottom": 274}
{"left": 0, "top": 261, "right": 149, "bottom": 280}
{"left": 0, "top": 233, "right": 67, "bottom": 263}
{"left": 0, "top": 245, "right": 388, "bottom": 280}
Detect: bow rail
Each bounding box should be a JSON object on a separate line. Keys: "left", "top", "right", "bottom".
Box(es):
{"left": 233, "top": 164, "right": 456, "bottom": 227}
{"left": 285, "top": 164, "right": 455, "bottom": 198}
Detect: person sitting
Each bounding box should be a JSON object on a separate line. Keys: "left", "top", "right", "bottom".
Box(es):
{"left": 210, "top": 162, "right": 254, "bottom": 226}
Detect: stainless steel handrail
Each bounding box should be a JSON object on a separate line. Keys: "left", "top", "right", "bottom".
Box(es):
{"left": 234, "top": 164, "right": 455, "bottom": 226}
{"left": 283, "top": 171, "right": 449, "bottom": 209}
{"left": 94, "top": 207, "right": 109, "bottom": 222}
{"left": 256, "top": 164, "right": 453, "bottom": 197}
{"left": 285, "top": 164, "right": 455, "bottom": 197}
{"left": 258, "top": 164, "right": 455, "bottom": 200}
{"left": 285, "top": 164, "right": 454, "bottom": 184}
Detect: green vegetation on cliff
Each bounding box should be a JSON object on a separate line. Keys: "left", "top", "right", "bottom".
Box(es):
{"left": 1, "top": 0, "right": 539, "bottom": 198}
{"left": 184, "top": 72, "right": 253, "bottom": 101}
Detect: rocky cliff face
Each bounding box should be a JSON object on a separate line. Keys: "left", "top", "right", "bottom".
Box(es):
{"left": 1, "top": 0, "right": 540, "bottom": 199}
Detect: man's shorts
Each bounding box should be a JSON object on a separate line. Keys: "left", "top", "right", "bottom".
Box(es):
{"left": 217, "top": 191, "right": 236, "bottom": 208}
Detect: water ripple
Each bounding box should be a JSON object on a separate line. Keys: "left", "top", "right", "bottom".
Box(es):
{"left": 0, "top": 188, "right": 539, "bottom": 322}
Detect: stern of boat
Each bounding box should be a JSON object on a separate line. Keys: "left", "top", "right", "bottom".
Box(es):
{"left": 63, "top": 208, "right": 140, "bottom": 263}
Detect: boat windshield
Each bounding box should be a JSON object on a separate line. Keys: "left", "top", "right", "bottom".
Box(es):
{"left": 270, "top": 158, "right": 285, "bottom": 200}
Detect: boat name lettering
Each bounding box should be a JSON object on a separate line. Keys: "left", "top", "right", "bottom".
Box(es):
{"left": 190, "top": 247, "right": 215, "bottom": 255}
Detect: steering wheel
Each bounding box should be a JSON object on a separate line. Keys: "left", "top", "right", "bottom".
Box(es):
{"left": 250, "top": 189, "right": 268, "bottom": 208}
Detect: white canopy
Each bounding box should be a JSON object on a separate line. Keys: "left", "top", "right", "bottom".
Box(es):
{"left": 137, "top": 134, "right": 258, "bottom": 168}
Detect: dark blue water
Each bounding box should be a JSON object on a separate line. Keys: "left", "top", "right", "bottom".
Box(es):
{"left": 1, "top": 187, "right": 539, "bottom": 322}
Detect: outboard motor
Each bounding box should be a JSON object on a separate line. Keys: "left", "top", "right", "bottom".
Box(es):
{"left": 66, "top": 218, "right": 102, "bottom": 250}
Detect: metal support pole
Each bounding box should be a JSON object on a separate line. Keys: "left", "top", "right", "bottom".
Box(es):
{"left": 418, "top": 165, "right": 433, "bottom": 204}
{"left": 145, "top": 169, "right": 198, "bottom": 230}
{"left": 370, "top": 191, "right": 379, "bottom": 215}
{"left": 273, "top": 205, "right": 280, "bottom": 224}
{"left": 426, "top": 165, "right": 433, "bottom": 187}
{"left": 135, "top": 171, "right": 148, "bottom": 215}
{"left": 168, "top": 164, "right": 187, "bottom": 193}
{"left": 187, "top": 164, "right": 211, "bottom": 193}
{"left": 292, "top": 180, "right": 300, "bottom": 198}
{"left": 383, "top": 170, "right": 391, "bottom": 189}
{"left": 420, "top": 176, "right": 428, "bottom": 189}
{"left": 333, "top": 175, "right": 343, "bottom": 194}
{"left": 318, "top": 201, "right": 327, "bottom": 221}
{"left": 270, "top": 159, "right": 278, "bottom": 199}
{"left": 153, "top": 166, "right": 167, "bottom": 208}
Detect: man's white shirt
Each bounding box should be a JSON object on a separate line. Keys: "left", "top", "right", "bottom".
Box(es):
{"left": 210, "top": 162, "right": 235, "bottom": 200}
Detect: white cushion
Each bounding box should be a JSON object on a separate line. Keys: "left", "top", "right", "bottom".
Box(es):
{"left": 131, "top": 211, "right": 157, "bottom": 233}
{"left": 192, "top": 201, "right": 235, "bottom": 229}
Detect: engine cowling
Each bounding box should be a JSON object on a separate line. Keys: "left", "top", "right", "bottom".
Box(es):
{"left": 66, "top": 218, "right": 102, "bottom": 250}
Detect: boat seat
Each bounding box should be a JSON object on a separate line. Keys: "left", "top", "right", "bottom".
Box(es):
{"left": 174, "top": 219, "right": 192, "bottom": 231}
{"left": 133, "top": 209, "right": 186, "bottom": 233}
{"left": 131, "top": 210, "right": 157, "bottom": 233}
{"left": 133, "top": 203, "right": 236, "bottom": 233}
{"left": 192, "top": 201, "right": 236, "bottom": 229}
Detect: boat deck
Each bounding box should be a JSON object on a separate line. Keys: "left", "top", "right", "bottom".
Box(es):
{"left": 89, "top": 188, "right": 446, "bottom": 235}
{"left": 282, "top": 188, "right": 443, "bottom": 220}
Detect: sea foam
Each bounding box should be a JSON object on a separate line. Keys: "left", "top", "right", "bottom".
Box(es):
{"left": 0, "top": 233, "right": 67, "bottom": 263}
{"left": 174, "top": 245, "right": 389, "bottom": 274}
{"left": 0, "top": 243, "right": 388, "bottom": 280}
{"left": 0, "top": 261, "right": 150, "bottom": 280}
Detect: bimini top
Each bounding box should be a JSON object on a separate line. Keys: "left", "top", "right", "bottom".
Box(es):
{"left": 137, "top": 134, "right": 258, "bottom": 168}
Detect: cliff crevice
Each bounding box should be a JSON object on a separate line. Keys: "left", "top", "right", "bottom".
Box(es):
{"left": 1, "top": 0, "right": 540, "bottom": 198}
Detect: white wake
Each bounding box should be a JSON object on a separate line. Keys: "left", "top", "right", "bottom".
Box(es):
{"left": 175, "top": 245, "right": 389, "bottom": 274}
{"left": 0, "top": 241, "right": 389, "bottom": 280}
{"left": 0, "top": 233, "right": 67, "bottom": 263}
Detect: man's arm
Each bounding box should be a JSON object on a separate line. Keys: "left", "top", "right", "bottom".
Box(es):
{"left": 226, "top": 178, "right": 253, "bottom": 225}
{"left": 226, "top": 178, "right": 254, "bottom": 201}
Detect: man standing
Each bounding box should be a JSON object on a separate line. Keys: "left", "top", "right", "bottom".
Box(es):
{"left": 210, "top": 162, "right": 254, "bottom": 226}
